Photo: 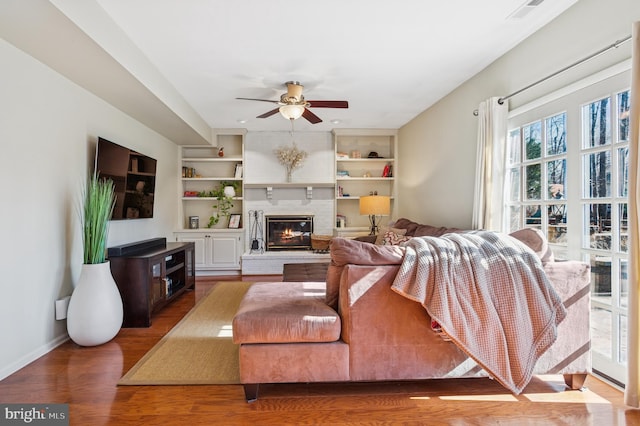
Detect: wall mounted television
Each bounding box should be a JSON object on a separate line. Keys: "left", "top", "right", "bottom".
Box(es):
{"left": 94, "top": 137, "right": 157, "bottom": 220}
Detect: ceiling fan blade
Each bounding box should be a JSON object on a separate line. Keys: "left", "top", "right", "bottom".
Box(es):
{"left": 302, "top": 108, "right": 322, "bottom": 124}
{"left": 306, "top": 100, "right": 349, "bottom": 108}
{"left": 257, "top": 108, "right": 280, "bottom": 119}
{"left": 236, "top": 97, "right": 279, "bottom": 104}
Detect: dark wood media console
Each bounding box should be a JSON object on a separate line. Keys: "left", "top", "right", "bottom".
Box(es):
{"left": 108, "top": 238, "right": 195, "bottom": 327}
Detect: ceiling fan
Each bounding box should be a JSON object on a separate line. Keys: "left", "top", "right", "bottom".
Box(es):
{"left": 236, "top": 81, "right": 348, "bottom": 124}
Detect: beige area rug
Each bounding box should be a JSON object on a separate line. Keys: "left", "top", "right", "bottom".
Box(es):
{"left": 118, "top": 281, "right": 253, "bottom": 385}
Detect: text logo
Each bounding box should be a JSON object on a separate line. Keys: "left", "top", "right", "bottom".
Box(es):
{"left": 0, "top": 404, "right": 68, "bottom": 425}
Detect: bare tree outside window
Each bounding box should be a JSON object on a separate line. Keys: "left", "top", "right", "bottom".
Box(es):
{"left": 619, "top": 147, "right": 629, "bottom": 198}
{"left": 585, "top": 98, "right": 611, "bottom": 149}
{"left": 546, "top": 113, "right": 567, "bottom": 156}
{"left": 618, "top": 91, "right": 630, "bottom": 142}
{"left": 583, "top": 98, "right": 612, "bottom": 248}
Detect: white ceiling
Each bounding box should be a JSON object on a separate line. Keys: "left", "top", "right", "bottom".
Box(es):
{"left": 2, "top": 0, "right": 578, "bottom": 138}
{"left": 89, "top": 0, "right": 578, "bottom": 132}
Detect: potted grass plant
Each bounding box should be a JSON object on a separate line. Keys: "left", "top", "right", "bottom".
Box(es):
{"left": 67, "top": 172, "right": 123, "bottom": 346}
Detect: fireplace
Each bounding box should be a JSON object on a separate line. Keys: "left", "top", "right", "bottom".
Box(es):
{"left": 266, "top": 215, "right": 313, "bottom": 251}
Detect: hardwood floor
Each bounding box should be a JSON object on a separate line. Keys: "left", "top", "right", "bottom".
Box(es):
{"left": 1, "top": 276, "right": 638, "bottom": 425}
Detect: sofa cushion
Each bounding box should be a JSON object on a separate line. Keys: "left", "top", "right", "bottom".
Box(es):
{"left": 393, "top": 218, "right": 462, "bottom": 237}
{"left": 374, "top": 226, "right": 407, "bottom": 245}
{"left": 381, "top": 229, "right": 411, "bottom": 245}
{"left": 232, "top": 282, "right": 341, "bottom": 344}
{"left": 326, "top": 238, "right": 405, "bottom": 309}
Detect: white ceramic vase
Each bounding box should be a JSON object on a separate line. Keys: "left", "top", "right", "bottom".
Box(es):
{"left": 67, "top": 261, "right": 123, "bottom": 346}
{"left": 223, "top": 185, "right": 236, "bottom": 198}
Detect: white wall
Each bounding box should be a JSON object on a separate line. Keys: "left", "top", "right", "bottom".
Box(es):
{"left": 0, "top": 39, "right": 181, "bottom": 379}
{"left": 398, "top": 0, "right": 640, "bottom": 229}
{"left": 244, "top": 131, "right": 334, "bottom": 184}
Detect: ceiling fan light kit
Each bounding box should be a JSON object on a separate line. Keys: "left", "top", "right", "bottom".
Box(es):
{"left": 279, "top": 104, "right": 305, "bottom": 120}
{"left": 236, "top": 81, "right": 348, "bottom": 124}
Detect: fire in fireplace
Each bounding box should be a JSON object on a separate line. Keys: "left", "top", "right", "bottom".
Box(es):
{"left": 265, "top": 215, "right": 313, "bottom": 251}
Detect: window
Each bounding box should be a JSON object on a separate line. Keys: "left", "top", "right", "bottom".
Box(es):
{"left": 581, "top": 91, "right": 629, "bottom": 371}
{"left": 505, "top": 68, "right": 630, "bottom": 384}
{"left": 506, "top": 112, "right": 568, "bottom": 248}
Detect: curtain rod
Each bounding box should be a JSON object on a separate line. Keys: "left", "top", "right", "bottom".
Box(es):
{"left": 473, "top": 35, "right": 632, "bottom": 116}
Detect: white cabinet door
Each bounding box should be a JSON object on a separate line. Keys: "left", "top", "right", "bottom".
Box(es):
{"left": 211, "top": 234, "right": 241, "bottom": 268}
{"left": 175, "top": 231, "right": 243, "bottom": 271}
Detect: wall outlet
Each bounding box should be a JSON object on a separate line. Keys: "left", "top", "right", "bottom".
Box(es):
{"left": 55, "top": 296, "right": 71, "bottom": 320}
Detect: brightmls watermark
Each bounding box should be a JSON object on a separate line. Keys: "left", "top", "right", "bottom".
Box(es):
{"left": 0, "top": 404, "right": 68, "bottom": 425}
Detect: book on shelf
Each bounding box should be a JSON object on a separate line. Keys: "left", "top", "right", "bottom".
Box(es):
{"left": 234, "top": 164, "right": 243, "bottom": 179}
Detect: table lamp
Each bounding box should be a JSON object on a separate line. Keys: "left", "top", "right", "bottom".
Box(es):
{"left": 359, "top": 195, "right": 391, "bottom": 235}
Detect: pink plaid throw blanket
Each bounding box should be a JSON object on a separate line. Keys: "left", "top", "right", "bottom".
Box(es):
{"left": 391, "top": 231, "right": 567, "bottom": 394}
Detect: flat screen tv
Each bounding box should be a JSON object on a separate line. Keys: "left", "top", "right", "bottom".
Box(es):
{"left": 94, "top": 137, "right": 157, "bottom": 220}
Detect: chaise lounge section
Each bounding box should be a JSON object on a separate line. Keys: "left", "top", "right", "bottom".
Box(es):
{"left": 232, "top": 222, "right": 591, "bottom": 402}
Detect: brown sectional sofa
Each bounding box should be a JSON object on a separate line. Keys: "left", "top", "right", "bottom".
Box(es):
{"left": 232, "top": 220, "right": 591, "bottom": 401}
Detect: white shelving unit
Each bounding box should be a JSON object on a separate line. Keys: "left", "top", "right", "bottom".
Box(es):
{"left": 333, "top": 129, "right": 398, "bottom": 237}
{"left": 175, "top": 129, "right": 246, "bottom": 274}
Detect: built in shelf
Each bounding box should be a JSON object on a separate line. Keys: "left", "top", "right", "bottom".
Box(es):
{"left": 336, "top": 177, "right": 394, "bottom": 181}
{"left": 336, "top": 157, "right": 396, "bottom": 162}
{"left": 175, "top": 228, "right": 244, "bottom": 233}
{"left": 181, "top": 177, "right": 243, "bottom": 181}
{"left": 182, "top": 156, "right": 243, "bottom": 162}
{"left": 337, "top": 196, "right": 396, "bottom": 200}
{"left": 181, "top": 196, "right": 243, "bottom": 201}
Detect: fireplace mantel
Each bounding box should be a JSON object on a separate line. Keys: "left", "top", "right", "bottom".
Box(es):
{"left": 245, "top": 182, "right": 334, "bottom": 200}
{"left": 244, "top": 182, "right": 334, "bottom": 188}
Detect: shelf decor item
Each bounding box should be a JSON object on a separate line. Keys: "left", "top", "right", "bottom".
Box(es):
{"left": 67, "top": 173, "right": 123, "bottom": 346}
{"left": 207, "top": 181, "right": 238, "bottom": 228}
{"left": 228, "top": 214, "right": 241, "bottom": 229}
{"left": 223, "top": 185, "right": 236, "bottom": 198}
{"left": 274, "top": 142, "right": 307, "bottom": 182}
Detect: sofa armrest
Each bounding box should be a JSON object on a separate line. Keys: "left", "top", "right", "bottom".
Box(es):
{"left": 326, "top": 237, "right": 404, "bottom": 309}
{"left": 338, "top": 264, "right": 404, "bottom": 345}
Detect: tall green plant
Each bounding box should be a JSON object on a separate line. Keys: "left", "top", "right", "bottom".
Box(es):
{"left": 83, "top": 173, "right": 116, "bottom": 264}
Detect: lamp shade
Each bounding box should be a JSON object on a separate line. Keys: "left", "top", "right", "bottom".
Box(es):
{"left": 359, "top": 195, "right": 391, "bottom": 216}
{"left": 279, "top": 104, "right": 305, "bottom": 120}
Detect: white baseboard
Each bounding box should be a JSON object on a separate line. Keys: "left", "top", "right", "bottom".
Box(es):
{"left": 0, "top": 333, "right": 70, "bottom": 381}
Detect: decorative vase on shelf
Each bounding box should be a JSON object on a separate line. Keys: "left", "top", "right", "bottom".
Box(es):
{"left": 286, "top": 168, "right": 292, "bottom": 182}
{"left": 67, "top": 261, "right": 123, "bottom": 346}
{"left": 223, "top": 185, "right": 236, "bottom": 198}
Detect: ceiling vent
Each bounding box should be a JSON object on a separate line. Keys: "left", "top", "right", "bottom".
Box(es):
{"left": 507, "top": 0, "right": 545, "bottom": 19}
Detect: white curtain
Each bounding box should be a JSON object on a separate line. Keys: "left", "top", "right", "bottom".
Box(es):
{"left": 625, "top": 21, "right": 640, "bottom": 408}
{"left": 472, "top": 97, "right": 508, "bottom": 231}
